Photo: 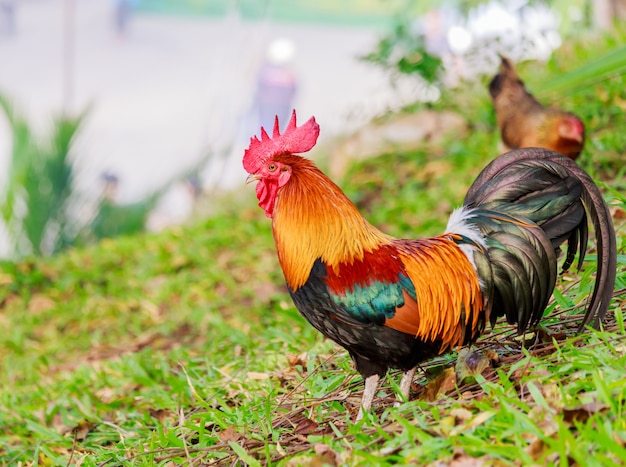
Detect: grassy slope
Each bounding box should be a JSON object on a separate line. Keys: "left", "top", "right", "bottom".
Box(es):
{"left": 1, "top": 32, "right": 626, "bottom": 466}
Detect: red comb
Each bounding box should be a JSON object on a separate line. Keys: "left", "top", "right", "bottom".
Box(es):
{"left": 243, "top": 110, "right": 320, "bottom": 173}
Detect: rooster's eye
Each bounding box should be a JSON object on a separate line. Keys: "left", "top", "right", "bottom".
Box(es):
{"left": 268, "top": 163, "right": 277, "bottom": 171}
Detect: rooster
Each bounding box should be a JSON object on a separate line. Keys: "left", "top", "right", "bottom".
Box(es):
{"left": 489, "top": 56, "right": 585, "bottom": 160}
{"left": 243, "top": 111, "right": 616, "bottom": 419}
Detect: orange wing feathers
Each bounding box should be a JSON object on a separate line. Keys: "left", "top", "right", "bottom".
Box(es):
{"left": 387, "top": 237, "right": 484, "bottom": 350}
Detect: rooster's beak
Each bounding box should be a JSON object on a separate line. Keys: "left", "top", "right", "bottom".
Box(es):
{"left": 246, "top": 174, "right": 261, "bottom": 184}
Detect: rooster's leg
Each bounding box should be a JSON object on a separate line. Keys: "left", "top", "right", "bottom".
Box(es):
{"left": 394, "top": 367, "right": 416, "bottom": 407}
{"left": 356, "top": 374, "right": 380, "bottom": 421}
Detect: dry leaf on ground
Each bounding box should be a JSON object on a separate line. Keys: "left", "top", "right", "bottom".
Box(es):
{"left": 218, "top": 426, "right": 242, "bottom": 443}
{"left": 424, "top": 367, "right": 457, "bottom": 401}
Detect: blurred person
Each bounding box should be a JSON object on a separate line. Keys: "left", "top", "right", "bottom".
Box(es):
{"left": 101, "top": 171, "right": 120, "bottom": 201}
{"left": 255, "top": 38, "right": 297, "bottom": 134}
{"left": 92, "top": 171, "right": 155, "bottom": 239}
{"left": 423, "top": 8, "right": 450, "bottom": 57}
{"left": 146, "top": 175, "right": 203, "bottom": 232}
{"left": 0, "top": 0, "right": 15, "bottom": 36}
{"left": 112, "top": 0, "right": 134, "bottom": 39}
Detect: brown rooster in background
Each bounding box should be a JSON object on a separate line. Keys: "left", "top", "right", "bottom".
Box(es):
{"left": 243, "top": 111, "right": 615, "bottom": 420}
{"left": 489, "top": 56, "right": 586, "bottom": 160}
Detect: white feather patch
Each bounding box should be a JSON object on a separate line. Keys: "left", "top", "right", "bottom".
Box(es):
{"left": 445, "top": 207, "right": 486, "bottom": 270}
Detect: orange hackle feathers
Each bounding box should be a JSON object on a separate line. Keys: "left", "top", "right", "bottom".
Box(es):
{"left": 270, "top": 154, "right": 392, "bottom": 290}
{"left": 243, "top": 110, "right": 320, "bottom": 174}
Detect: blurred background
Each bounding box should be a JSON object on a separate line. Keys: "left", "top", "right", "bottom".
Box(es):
{"left": 0, "top": 0, "right": 623, "bottom": 258}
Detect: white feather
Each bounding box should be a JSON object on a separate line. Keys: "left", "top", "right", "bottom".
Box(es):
{"left": 445, "top": 207, "right": 486, "bottom": 270}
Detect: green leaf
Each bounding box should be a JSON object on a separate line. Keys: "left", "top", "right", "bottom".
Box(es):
{"left": 538, "top": 46, "right": 626, "bottom": 95}
{"left": 229, "top": 441, "right": 262, "bottom": 467}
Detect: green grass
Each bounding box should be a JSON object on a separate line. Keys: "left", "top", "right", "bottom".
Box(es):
{"left": 1, "top": 29, "right": 626, "bottom": 466}
{"left": 135, "top": 0, "right": 405, "bottom": 28}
